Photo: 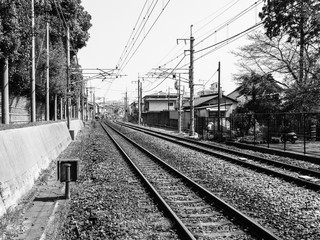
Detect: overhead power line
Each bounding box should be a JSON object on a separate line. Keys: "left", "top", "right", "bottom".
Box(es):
{"left": 117, "top": 0, "right": 172, "bottom": 74}
{"left": 116, "top": 0, "right": 149, "bottom": 68}
{"left": 195, "top": 0, "right": 263, "bottom": 48}
{"left": 195, "top": 22, "right": 263, "bottom": 54}
{"left": 143, "top": 54, "right": 186, "bottom": 93}
{"left": 154, "top": 0, "right": 263, "bottom": 72}
{"left": 120, "top": 0, "right": 172, "bottom": 72}
{"left": 117, "top": 0, "right": 159, "bottom": 72}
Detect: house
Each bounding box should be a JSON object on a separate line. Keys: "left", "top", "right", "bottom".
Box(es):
{"left": 143, "top": 91, "right": 178, "bottom": 112}
{"left": 183, "top": 92, "right": 238, "bottom": 133}
{"left": 142, "top": 91, "right": 182, "bottom": 127}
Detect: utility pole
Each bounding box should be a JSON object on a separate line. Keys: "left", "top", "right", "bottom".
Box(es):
{"left": 66, "top": 26, "right": 71, "bottom": 129}
{"left": 132, "top": 76, "right": 142, "bottom": 125}
{"left": 139, "top": 80, "right": 142, "bottom": 125}
{"left": 217, "top": 61, "right": 221, "bottom": 135}
{"left": 189, "top": 26, "right": 195, "bottom": 136}
{"left": 93, "top": 88, "right": 96, "bottom": 119}
{"left": 54, "top": 94, "right": 57, "bottom": 121}
{"left": 86, "top": 88, "right": 89, "bottom": 121}
{"left": 124, "top": 90, "right": 128, "bottom": 122}
{"left": 177, "top": 25, "right": 195, "bottom": 136}
{"left": 81, "top": 82, "right": 84, "bottom": 121}
{"left": 46, "top": 21, "right": 50, "bottom": 121}
{"left": 1, "top": 58, "right": 9, "bottom": 124}
{"left": 138, "top": 77, "right": 141, "bottom": 125}
{"left": 178, "top": 74, "right": 182, "bottom": 133}
{"left": 31, "top": 0, "right": 36, "bottom": 122}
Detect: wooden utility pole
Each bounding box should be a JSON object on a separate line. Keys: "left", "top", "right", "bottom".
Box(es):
{"left": 46, "top": 22, "right": 50, "bottom": 121}
{"left": 54, "top": 94, "right": 57, "bottom": 121}
{"left": 189, "top": 26, "right": 195, "bottom": 136}
{"left": 124, "top": 90, "right": 128, "bottom": 122}
{"left": 66, "top": 26, "right": 71, "bottom": 129}
{"left": 31, "top": 0, "right": 36, "bottom": 122}
{"left": 217, "top": 61, "right": 221, "bottom": 135}
{"left": 178, "top": 74, "right": 182, "bottom": 133}
{"left": 1, "top": 58, "right": 9, "bottom": 124}
{"left": 137, "top": 78, "right": 142, "bottom": 125}
{"left": 81, "top": 82, "right": 84, "bottom": 121}
{"left": 86, "top": 88, "right": 89, "bottom": 121}
{"left": 177, "top": 25, "right": 195, "bottom": 136}
{"left": 60, "top": 97, "right": 63, "bottom": 120}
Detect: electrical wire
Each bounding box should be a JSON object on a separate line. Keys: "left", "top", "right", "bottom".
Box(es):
{"left": 154, "top": 0, "right": 262, "bottom": 72}
{"left": 195, "top": 0, "right": 263, "bottom": 48}
{"left": 53, "top": 0, "right": 67, "bottom": 29}
{"left": 117, "top": 0, "right": 159, "bottom": 72}
{"left": 120, "top": 0, "right": 172, "bottom": 72}
{"left": 193, "top": 0, "right": 242, "bottom": 36}
{"left": 143, "top": 54, "right": 186, "bottom": 93}
{"left": 116, "top": 0, "right": 149, "bottom": 69}
{"left": 195, "top": 22, "right": 263, "bottom": 54}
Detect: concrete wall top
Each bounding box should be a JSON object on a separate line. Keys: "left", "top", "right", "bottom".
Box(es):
{"left": 69, "top": 120, "right": 84, "bottom": 138}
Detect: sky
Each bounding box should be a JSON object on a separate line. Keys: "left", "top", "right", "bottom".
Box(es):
{"left": 77, "top": 0, "right": 264, "bottom": 103}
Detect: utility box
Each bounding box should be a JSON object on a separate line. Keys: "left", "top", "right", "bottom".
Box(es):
{"left": 57, "top": 159, "right": 79, "bottom": 182}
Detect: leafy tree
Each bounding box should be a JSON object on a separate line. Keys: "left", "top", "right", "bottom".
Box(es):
{"left": 0, "top": 0, "right": 91, "bottom": 100}
{"left": 233, "top": 30, "right": 320, "bottom": 112}
{"left": 259, "top": 0, "right": 320, "bottom": 83}
{"left": 234, "top": 71, "right": 282, "bottom": 113}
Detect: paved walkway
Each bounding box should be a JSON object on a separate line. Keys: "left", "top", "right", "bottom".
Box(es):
{"left": 12, "top": 171, "right": 66, "bottom": 240}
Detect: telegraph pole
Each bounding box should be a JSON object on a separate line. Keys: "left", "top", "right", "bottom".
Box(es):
{"left": 217, "top": 61, "right": 221, "bottom": 135}
{"left": 138, "top": 77, "right": 141, "bottom": 125}
{"left": 139, "top": 80, "right": 142, "bottom": 125}
{"left": 177, "top": 25, "right": 195, "bottom": 136}
{"left": 66, "top": 26, "right": 71, "bottom": 129}
{"left": 1, "top": 58, "right": 9, "bottom": 124}
{"left": 86, "top": 88, "right": 89, "bottom": 121}
{"left": 31, "top": 0, "right": 36, "bottom": 122}
{"left": 178, "top": 74, "right": 182, "bottom": 133}
{"left": 189, "top": 26, "right": 195, "bottom": 136}
{"left": 46, "top": 21, "right": 50, "bottom": 121}
{"left": 124, "top": 90, "right": 128, "bottom": 122}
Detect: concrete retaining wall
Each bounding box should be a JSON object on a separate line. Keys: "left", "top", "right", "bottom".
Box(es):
{"left": 0, "top": 121, "right": 79, "bottom": 217}
{"left": 69, "top": 120, "right": 84, "bottom": 139}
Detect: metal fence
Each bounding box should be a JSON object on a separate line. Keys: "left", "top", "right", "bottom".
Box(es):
{"left": 196, "top": 112, "right": 320, "bottom": 156}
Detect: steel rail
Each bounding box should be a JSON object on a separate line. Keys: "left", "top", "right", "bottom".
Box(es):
{"left": 104, "top": 121, "right": 281, "bottom": 240}
{"left": 100, "top": 122, "right": 196, "bottom": 240}
{"left": 116, "top": 121, "right": 320, "bottom": 192}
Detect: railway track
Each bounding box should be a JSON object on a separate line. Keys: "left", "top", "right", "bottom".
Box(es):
{"left": 115, "top": 121, "right": 320, "bottom": 192}
{"left": 100, "top": 121, "right": 280, "bottom": 240}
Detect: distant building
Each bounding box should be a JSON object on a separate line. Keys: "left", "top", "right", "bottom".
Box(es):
{"left": 143, "top": 91, "right": 177, "bottom": 112}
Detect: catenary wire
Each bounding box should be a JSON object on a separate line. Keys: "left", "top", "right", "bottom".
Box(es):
{"left": 120, "top": 0, "right": 172, "bottom": 72}
{"left": 117, "top": 0, "right": 159, "bottom": 72}
{"left": 143, "top": 54, "right": 186, "bottom": 93}
{"left": 116, "top": 0, "right": 149, "bottom": 69}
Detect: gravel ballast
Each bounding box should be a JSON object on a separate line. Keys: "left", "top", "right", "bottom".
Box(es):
{"left": 112, "top": 122, "right": 320, "bottom": 240}
{"left": 58, "top": 122, "right": 179, "bottom": 240}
